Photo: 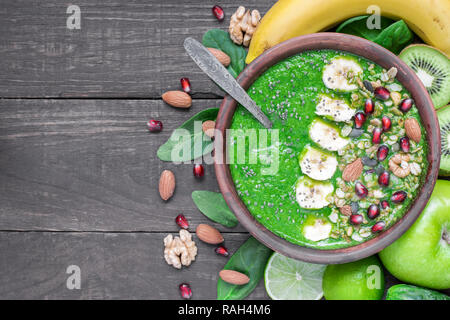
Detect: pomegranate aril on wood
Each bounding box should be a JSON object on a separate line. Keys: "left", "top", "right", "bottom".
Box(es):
{"left": 147, "top": 120, "right": 163, "bottom": 132}
{"left": 372, "top": 127, "right": 382, "bottom": 144}
{"left": 364, "top": 98, "right": 374, "bottom": 114}
{"left": 354, "top": 112, "right": 366, "bottom": 129}
{"left": 350, "top": 214, "right": 364, "bottom": 225}
{"left": 180, "top": 77, "right": 191, "bottom": 93}
{"left": 377, "top": 145, "right": 389, "bottom": 161}
{"left": 355, "top": 182, "right": 368, "bottom": 198}
{"left": 399, "top": 98, "right": 414, "bottom": 113}
{"left": 372, "top": 221, "right": 385, "bottom": 233}
{"left": 175, "top": 214, "right": 189, "bottom": 229}
{"left": 193, "top": 164, "right": 205, "bottom": 177}
{"left": 378, "top": 171, "right": 390, "bottom": 187}
{"left": 367, "top": 204, "right": 380, "bottom": 219}
{"left": 391, "top": 191, "right": 407, "bottom": 203}
{"left": 400, "top": 137, "right": 410, "bottom": 152}
{"left": 215, "top": 246, "right": 229, "bottom": 257}
{"left": 179, "top": 283, "right": 192, "bottom": 299}
{"left": 374, "top": 86, "right": 390, "bottom": 100}
{"left": 212, "top": 5, "right": 224, "bottom": 21}
{"left": 382, "top": 116, "right": 392, "bottom": 131}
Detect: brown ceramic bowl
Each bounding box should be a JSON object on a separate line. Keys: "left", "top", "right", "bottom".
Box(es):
{"left": 214, "top": 33, "right": 440, "bottom": 264}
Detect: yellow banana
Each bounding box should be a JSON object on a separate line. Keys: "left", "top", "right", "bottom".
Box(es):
{"left": 246, "top": 0, "right": 450, "bottom": 63}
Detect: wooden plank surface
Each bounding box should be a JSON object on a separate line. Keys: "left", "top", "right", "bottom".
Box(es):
{"left": 0, "top": 99, "right": 249, "bottom": 232}
{"left": 0, "top": 0, "right": 273, "bottom": 98}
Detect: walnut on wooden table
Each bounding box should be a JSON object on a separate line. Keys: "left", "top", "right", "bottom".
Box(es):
{"left": 163, "top": 229, "right": 197, "bottom": 269}
{"left": 229, "top": 6, "right": 261, "bottom": 47}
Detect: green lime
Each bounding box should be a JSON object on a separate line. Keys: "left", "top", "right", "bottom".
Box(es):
{"left": 264, "top": 252, "right": 326, "bottom": 300}
{"left": 322, "top": 255, "right": 385, "bottom": 300}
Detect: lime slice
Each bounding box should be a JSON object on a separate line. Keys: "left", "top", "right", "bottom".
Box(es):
{"left": 264, "top": 252, "right": 326, "bottom": 300}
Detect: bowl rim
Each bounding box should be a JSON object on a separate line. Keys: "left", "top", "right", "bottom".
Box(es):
{"left": 214, "top": 32, "right": 440, "bottom": 264}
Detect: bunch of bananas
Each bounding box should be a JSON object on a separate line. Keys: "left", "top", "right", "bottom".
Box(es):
{"left": 246, "top": 0, "right": 450, "bottom": 63}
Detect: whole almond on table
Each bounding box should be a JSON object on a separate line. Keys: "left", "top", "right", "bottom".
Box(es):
{"left": 219, "top": 270, "right": 250, "bottom": 285}
{"left": 207, "top": 48, "right": 231, "bottom": 67}
{"left": 404, "top": 118, "right": 422, "bottom": 142}
{"left": 202, "top": 120, "right": 215, "bottom": 138}
{"left": 159, "top": 170, "right": 175, "bottom": 201}
{"left": 162, "top": 91, "right": 192, "bottom": 108}
{"left": 342, "top": 158, "right": 363, "bottom": 182}
{"left": 196, "top": 224, "right": 224, "bottom": 244}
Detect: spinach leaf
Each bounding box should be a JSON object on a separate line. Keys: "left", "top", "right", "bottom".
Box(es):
{"left": 202, "top": 29, "right": 247, "bottom": 78}
{"left": 192, "top": 191, "right": 238, "bottom": 228}
{"left": 157, "top": 108, "right": 218, "bottom": 162}
{"left": 217, "top": 237, "right": 273, "bottom": 300}
{"left": 336, "top": 16, "right": 413, "bottom": 54}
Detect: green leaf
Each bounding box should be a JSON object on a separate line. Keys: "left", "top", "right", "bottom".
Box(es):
{"left": 192, "top": 191, "right": 238, "bottom": 228}
{"left": 217, "top": 237, "right": 273, "bottom": 300}
{"left": 202, "top": 29, "right": 247, "bottom": 78}
{"left": 336, "top": 16, "right": 413, "bottom": 53}
{"left": 373, "top": 20, "right": 414, "bottom": 54}
{"left": 157, "top": 108, "right": 218, "bottom": 162}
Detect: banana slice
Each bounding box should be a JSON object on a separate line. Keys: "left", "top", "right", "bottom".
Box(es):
{"left": 295, "top": 176, "right": 334, "bottom": 210}
{"left": 299, "top": 146, "right": 337, "bottom": 180}
{"left": 316, "top": 95, "right": 355, "bottom": 122}
{"left": 302, "top": 215, "right": 332, "bottom": 242}
{"left": 322, "top": 57, "right": 362, "bottom": 91}
{"left": 309, "top": 118, "right": 350, "bottom": 151}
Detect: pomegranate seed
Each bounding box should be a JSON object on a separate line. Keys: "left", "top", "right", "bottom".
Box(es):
{"left": 355, "top": 181, "right": 368, "bottom": 198}
{"left": 374, "top": 86, "right": 390, "bottom": 100}
{"left": 381, "top": 200, "right": 390, "bottom": 209}
{"left": 377, "top": 145, "right": 389, "bottom": 161}
{"left": 180, "top": 77, "right": 191, "bottom": 93}
{"left": 372, "top": 127, "right": 382, "bottom": 144}
{"left": 378, "top": 171, "right": 390, "bottom": 187}
{"left": 382, "top": 116, "right": 392, "bottom": 132}
{"left": 214, "top": 246, "right": 229, "bottom": 257}
{"left": 179, "top": 283, "right": 192, "bottom": 299}
{"left": 391, "top": 191, "right": 407, "bottom": 203}
{"left": 212, "top": 5, "right": 224, "bottom": 21}
{"left": 350, "top": 214, "right": 364, "bottom": 225}
{"left": 364, "top": 99, "right": 374, "bottom": 114}
{"left": 399, "top": 98, "right": 414, "bottom": 113}
{"left": 367, "top": 204, "right": 380, "bottom": 219}
{"left": 193, "top": 164, "right": 205, "bottom": 177}
{"left": 147, "top": 119, "right": 163, "bottom": 133}
{"left": 175, "top": 214, "right": 189, "bottom": 229}
{"left": 400, "top": 137, "right": 410, "bottom": 152}
{"left": 372, "top": 221, "right": 385, "bottom": 233}
{"left": 354, "top": 112, "right": 366, "bottom": 129}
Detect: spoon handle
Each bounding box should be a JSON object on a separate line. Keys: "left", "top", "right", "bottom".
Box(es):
{"left": 184, "top": 37, "right": 272, "bottom": 129}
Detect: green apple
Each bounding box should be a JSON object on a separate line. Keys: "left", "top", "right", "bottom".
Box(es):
{"left": 379, "top": 180, "right": 450, "bottom": 289}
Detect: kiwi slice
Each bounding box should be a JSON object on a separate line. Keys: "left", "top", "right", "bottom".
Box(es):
{"left": 399, "top": 45, "right": 450, "bottom": 109}
{"left": 438, "top": 105, "right": 450, "bottom": 176}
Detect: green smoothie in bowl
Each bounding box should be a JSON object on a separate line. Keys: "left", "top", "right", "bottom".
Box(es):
{"left": 228, "top": 49, "right": 428, "bottom": 250}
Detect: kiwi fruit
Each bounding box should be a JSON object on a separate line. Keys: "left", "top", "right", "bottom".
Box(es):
{"left": 399, "top": 44, "right": 450, "bottom": 109}
{"left": 438, "top": 105, "right": 450, "bottom": 176}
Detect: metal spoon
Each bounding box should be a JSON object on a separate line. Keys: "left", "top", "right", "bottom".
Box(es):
{"left": 183, "top": 37, "right": 272, "bottom": 129}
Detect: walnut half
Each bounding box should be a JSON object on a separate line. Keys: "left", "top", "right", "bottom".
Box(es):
{"left": 163, "top": 229, "right": 197, "bottom": 269}
{"left": 229, "top": 6, "right": 261, "bottom": 47}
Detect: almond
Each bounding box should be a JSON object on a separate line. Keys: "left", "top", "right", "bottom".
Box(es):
{"left": 342, "top": 158, "right": 363, "bottom": 182}
{"left": 339, "top": 205, "right": 352, "bottom": 216}
{"left": 202, "top": 120, "right": 215, "bottom": 138}
{"left": 404, "top": 118, "right": 421, "bottom": 143}
{"left": 162, "top": 90, "right": 192, "bottom": 108}
{"left": 196, "top": 224, "right": 223, "bottom": 244}
{"left": 159, "top": 170, "right": 175, "bottom": 201}
{"left": 219, "top": 270, "right": 250, "bottom": 285}
{"left": 207, "top": 48, "right": 231, "bottom": 67}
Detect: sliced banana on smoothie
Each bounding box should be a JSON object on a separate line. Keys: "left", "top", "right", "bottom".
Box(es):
{"left": 302, "top": 215, "right": 332, "bottom": 242}
{"left": 295, "top": 176, "right": 334, "bottom": 210}
{"left": 316, "top": 95, "right": 355, "bottom": 122}
{"left": 322, "top": 57, "right": 363, "bottom": 91}
{"left": 299, "top": 146, "right": 337, "bottom": 180}
{"left": 309, "top": 118, "right": 349, "bottom": 151}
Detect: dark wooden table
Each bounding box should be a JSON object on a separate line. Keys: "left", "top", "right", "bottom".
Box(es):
{"left": 0, "top": 0, "right": 445, "bottom": 300}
